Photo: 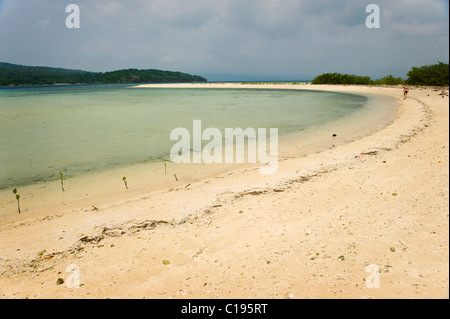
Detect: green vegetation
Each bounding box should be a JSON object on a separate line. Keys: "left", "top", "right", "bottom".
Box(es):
{"left": 240, "top": 82, "right": 309, "bottom": 85}
{"left": 312, "top": 62, "right": 449, "bottom": 86}
{"left": 406, "top": 62, "right": 449, "bottom": 86}
{"left": 0, "top": 62, "right": 207, "bottom": 86}
{"left": 123, "top": 177, "right": 128, "bottom": 189}
{"left": 311, "top": 73, "right": 372, "bottom": 85}
{"left": 13, "top": 188, "right": 21, "bottom": 214}
{"left": 374, "top": 75, "right": 404, "bottom": 85}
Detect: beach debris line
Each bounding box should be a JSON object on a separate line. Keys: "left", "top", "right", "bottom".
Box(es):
{"left": 78, "top": 220, "right": 171, "bottom": 245}
{"left": 13, "top": 188, "right": 21, "bottom": 214}
{"left": 59, "top": 172, "right": 65, "bottom": 191}
{"left": 123, "top": 176, "right": 128, "bottom": 189}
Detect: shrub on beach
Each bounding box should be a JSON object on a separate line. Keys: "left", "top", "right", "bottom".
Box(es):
{"left": 311, "top": 62, "right": 449, "bottom": 87}
{"left": 374, "top": 75, "right": 404, "bottom": 85}
{"left": 407, "top": 62, "right": 449, "bottom": 86}
{"left": 311, "top": 73, "right": 372, "bottom": 85}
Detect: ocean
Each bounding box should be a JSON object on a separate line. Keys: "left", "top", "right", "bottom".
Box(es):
{"left": 0, "top": 84, "right": 392, "bottom": 189}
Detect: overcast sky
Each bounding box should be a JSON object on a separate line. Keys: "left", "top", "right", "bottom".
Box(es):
{"left": 0, "top": 0, "right": 448, "bottom": 81}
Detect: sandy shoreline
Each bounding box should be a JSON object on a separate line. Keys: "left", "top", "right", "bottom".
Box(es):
{"left": 0, "top": 84, "right": 448, "bottom": 299}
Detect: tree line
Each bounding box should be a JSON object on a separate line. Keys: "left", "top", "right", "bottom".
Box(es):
{"left": 0, "top": 62, "right": 207, "bottom": 86}
{"left": 311, "top": 62, "right": 449, "bottom": 86}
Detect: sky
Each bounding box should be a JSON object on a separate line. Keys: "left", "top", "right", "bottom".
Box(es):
{"left": 0, "top": 0, "right": 448, "bottom": 81}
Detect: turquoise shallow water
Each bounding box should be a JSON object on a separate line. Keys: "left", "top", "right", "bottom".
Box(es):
{"left": 0, "top": 84, "right": 369, "bottom": 189}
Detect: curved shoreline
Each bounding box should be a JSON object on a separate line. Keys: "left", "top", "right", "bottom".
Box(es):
{"left": 0, "top": 84, "right": 448, "bottom": 299}
{"left": 0, "top": 84, "right": 397, "bottom": 225}
{"left": 0, "top": 85, "right": 386, "bottom": 191}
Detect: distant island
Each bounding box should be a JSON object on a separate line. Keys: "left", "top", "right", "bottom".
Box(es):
{"left": 0, "top": 62, "right": 207, "bottom": 86}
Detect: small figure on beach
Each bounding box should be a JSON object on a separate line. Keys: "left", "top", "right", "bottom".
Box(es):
{"left": 403, "top": 84, "right": 409, "bottom": 99}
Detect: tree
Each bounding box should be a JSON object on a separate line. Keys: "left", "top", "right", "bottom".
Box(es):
{"left": 407, "top": 62, "right": 449, "bottom": 86}
{"left": 311, "top": 73, "right": 373, "bottom": 85}
{"left": 374, "top": 75, "right": 404, "bottom": 85}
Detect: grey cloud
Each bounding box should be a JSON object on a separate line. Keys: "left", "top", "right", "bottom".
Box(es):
{"left": 0, "top": 0, "right": 448, "bottom": 80}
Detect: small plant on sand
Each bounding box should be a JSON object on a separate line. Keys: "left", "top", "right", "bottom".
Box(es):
{"left": 123, "top": 176, "right": 128, "bottom": 189}
{"left": 13, "top": 188, "right": 21, "bottom": 214}
{"left": 59, "top": 172, "right": 65, "bottom": 192}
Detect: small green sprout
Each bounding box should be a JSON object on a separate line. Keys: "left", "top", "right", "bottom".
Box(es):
{"left": 13, "top": 188, "right": 21, "bottom": 214}
{"left": 123, "top": 177, "right": 128, "bottom": 189}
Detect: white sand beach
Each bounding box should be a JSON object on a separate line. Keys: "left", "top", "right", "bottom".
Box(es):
{"left": 0, "top": 84, "right": 448, "bottom": 299}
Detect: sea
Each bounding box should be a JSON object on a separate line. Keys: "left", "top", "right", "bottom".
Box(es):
{"left": 0, "top": 84, "right": 396, "bottom": 190}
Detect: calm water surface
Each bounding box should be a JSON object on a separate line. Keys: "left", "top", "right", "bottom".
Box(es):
{"left": 0, "top": 84, "right": 369, "bottom": 189}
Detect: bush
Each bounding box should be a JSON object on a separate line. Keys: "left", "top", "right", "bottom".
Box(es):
{"left": 311, "top": 73, "right": 373, "bottom": 85}
{"left": 407, "top": 62, "right": 449, "bottom": 86}
{"left": 374, "top": 75, "right": 404, "bottom": 85}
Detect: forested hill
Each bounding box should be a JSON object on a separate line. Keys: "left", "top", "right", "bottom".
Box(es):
{"left": 0, "top": 62, "right": 207, "bottom": 86}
